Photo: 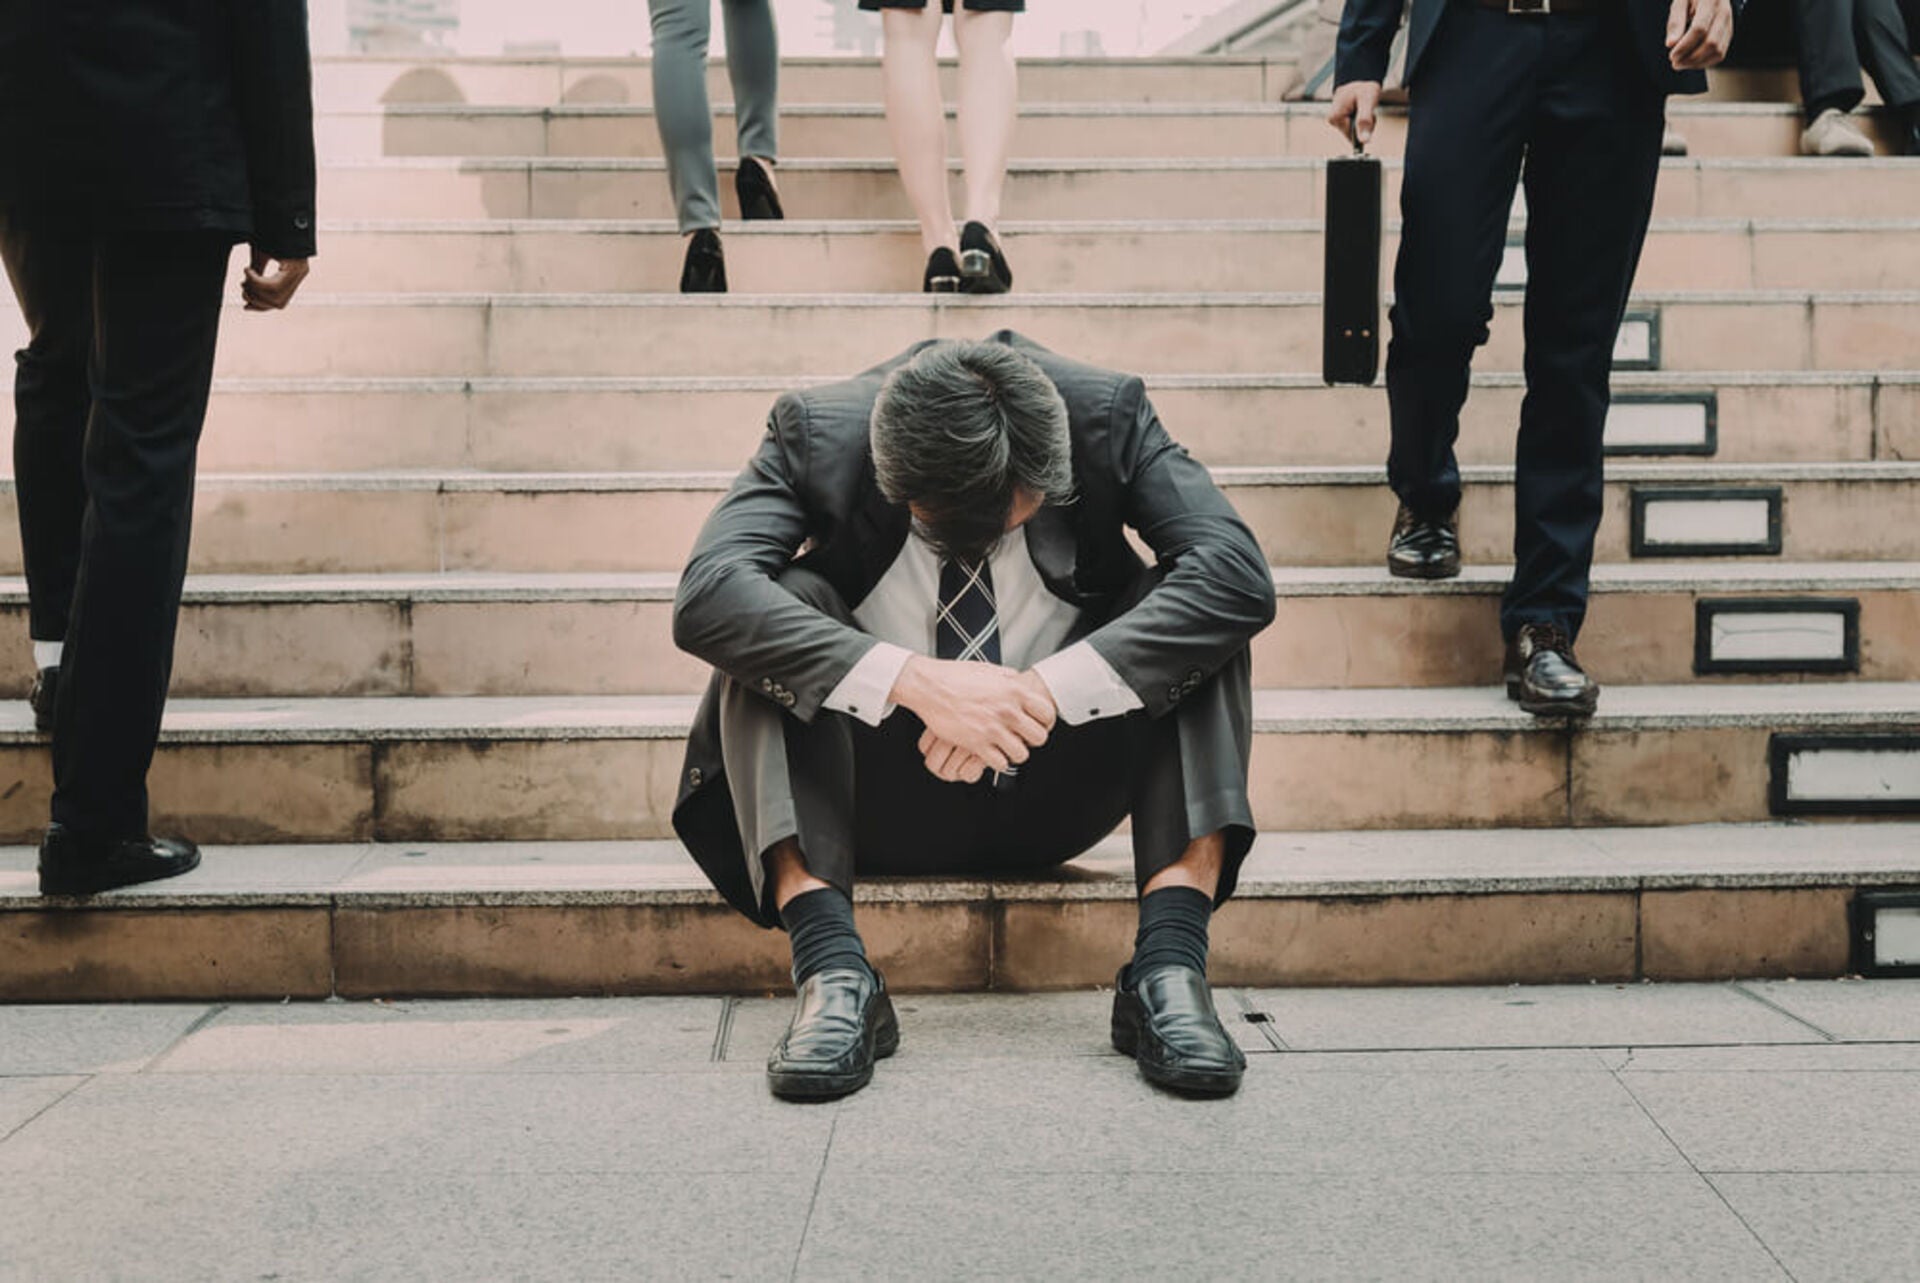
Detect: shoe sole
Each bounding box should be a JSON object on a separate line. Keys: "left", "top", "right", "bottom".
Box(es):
{"left": 1386, "top": 558, "right": 1462, "bottom": 580}
{"left": 767, "top": 1002, "right": 900, "bottom": 1102}
{"left": 1507, "top": 678, "right": 1600, "bottom": 719}
{"left": 1111, "top": 1005, "right": 1242, "bottom": 1098}
{"left": 38, "top": 847, "right": 203, "bottom": 897}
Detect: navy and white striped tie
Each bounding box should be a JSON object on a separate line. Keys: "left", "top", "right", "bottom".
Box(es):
{"left": 936, "top": 557, "right": 1001, "bottom": 665}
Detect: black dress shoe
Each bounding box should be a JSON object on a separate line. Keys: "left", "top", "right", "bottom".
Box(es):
{"left": 29, "top": 666, "right": 57, "bottom": 734}
{"left": 735, "top": 156, "right": 784, "bottom": 220}
{"left": 680, "top": 228, "right": 727, "bottom": 294}
{"left": 958, "top": 221, "right": 1012, "bottom": 294}
{"left": 38, "top": 824, "right": 202, "bottom": 897}
{"left": 1111, "top": 965, "right": 1245, "bottom": 1097}
{"left": 923, "top": 247, "right": 962, "bottom": 294}
{"left": 1504, "top": 622, "right": 1600, "bottom": 719}
{"left": 767, "top": 967, "right": 899, "bottom": 1101}
{"left": 1387, "top": 502, "right": 1461, "bottom": 580}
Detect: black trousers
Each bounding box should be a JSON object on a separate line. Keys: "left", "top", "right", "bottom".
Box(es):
{"left": 1386, "top": 2, "right": 1665, "bottom": 642}
{"left": 714, "top": 569, "right": 1256, "bottom": 928}
{"left": 0, "top": 209, "right": 231, "bottom": 840}
{"left": 1794, "top": 0, "right": 1920, "bottom": 114}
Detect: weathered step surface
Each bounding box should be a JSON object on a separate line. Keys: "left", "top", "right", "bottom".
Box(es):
{"left": 3, "top": 563, "right": 1912, "bottom": 698}
{"left": 310, "top": 218, "right": 1920, "bottom": 296}
{"left": 194, "top": 372, "right": 1916, "bottom": 473}
{"left": 318, "top": 103, "right": 1913, "bottom": 163}
{"left": 0, "top": 685, "right": 1913, "bottom": 843}
{"left": 5, "top": 825, "right": 1916, "bottom": 999}
{"left": 19, "top": 463, "right": 1904, "bottom": 576}
{"left": 311, "top": 55, "right": 1301, "bottom": 110}
{"left": 314, "top": 157, "right": 1920, "bottom": 223}
{"left": 173, "top": 291, "right": 1920, "bottom": 380}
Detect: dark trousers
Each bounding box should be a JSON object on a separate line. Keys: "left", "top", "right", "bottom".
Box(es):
{"left": 1386, "top": 2, "right": 1665, "bottom": 641}
{"left": 0, "top": 209, "right": 230, "bottom": 839}
{"left": 1795, "top": 0, "right": 1920, "bottom": 114}
{"left": 714, "top": 569, "right": 1257, "bottom": 928}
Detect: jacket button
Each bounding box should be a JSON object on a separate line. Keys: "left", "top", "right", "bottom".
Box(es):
{"left": 780, "top": 692, "right": 797, "bottom": 708}
{"left": 688, "top": 767, "right": 703, "bottom": 788}
{"left": 760, "top": 678, "right": 774, "bottom": 692}
{"left": 1167, "top": 685, "right": 1182, "bottom": 701}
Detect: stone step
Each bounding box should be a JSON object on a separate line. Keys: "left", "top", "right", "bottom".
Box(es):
{"left": 6, "top": 824, "right": 1916, "bottom": 998}
{"left": 16, "top": 463, "right": 1898, "bottom": 577}
{"left": 178, "top": 291, "right": 1920, "bottom": 380}
{"left": 311, "top": 55, "right": 1301, "bottom": 110}
{"left": 10, "top": 563, "right": 1909, "bottom": 699}
{"left": 310, "top": 217, "right": 1920, "bottom": 296}
{"left": 317, "top": 102, "right": 1909, "bottom": 163}
{"left": 314, "top": 156, "right": 1920, "bottom": 223}
{"left": 191, "top": 371, "right": 1917, "bottom": 474}
{"left": 0, "top": 685, "right": 1913, "bottom": 844}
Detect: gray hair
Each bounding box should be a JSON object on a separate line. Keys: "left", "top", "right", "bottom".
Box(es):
{"left": 869, "top": 341, "right": 1074, "bottom": 563}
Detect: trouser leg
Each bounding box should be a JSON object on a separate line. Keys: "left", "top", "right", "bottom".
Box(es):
{"left": 1794, "top": 0, "right": 1868, "bottom": 115}
{"left": 1128, "top": 646, "right": 1256, "bottom": 905}
{"left": 1857, "top": 0, "right": 1920, "bottom": 108}
{"left": 1385, "top": 6, "right": 1535, "bottom": 521}
{"left": 647, "top": 0, "right": 722, "bottom": 233}
{"left": 1502, "top": 12, "right": 1663, "bottom": 642}
{"left": 50, "top": 230, "right": 230, "bottom": 839}
{"left": 722, "top": 0, "right": 780, "bottom": 160}
{"left": 0, "top": 210, "right": 92, "bottom": 646}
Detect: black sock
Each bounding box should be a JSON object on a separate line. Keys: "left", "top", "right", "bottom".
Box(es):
{"left": 1131, "top": 885, "right": 1213, "bottom": 979}
{"left": 780, "top": 886, "right": 872, "bottom": 988}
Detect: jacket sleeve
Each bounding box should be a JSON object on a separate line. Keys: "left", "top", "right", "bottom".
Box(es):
{"left": 1077, "top": 379, "right": 1277, "bottom": 721}
{"left": 1335, "top": 0, "right": 1411, "bottom": 86}
{"left": 228, "top": 0, "right": 317, "bottom": 259}
{"left": 672, "top": 395, "right": 881, "bottom": 723}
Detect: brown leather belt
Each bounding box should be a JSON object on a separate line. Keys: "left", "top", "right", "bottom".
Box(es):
{"left": 1476, "top": 0, "right": 1609, "bottom": 13}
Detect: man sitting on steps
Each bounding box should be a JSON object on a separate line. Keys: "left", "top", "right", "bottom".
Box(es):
{"left": 671, "top": 335, "right": 1277, "bottom": 1100}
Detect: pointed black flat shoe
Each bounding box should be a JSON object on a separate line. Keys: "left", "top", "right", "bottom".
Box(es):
{"left": 38, "top": 824, "right": 202, "bottom": 897}
{"left": 735, "top": 156, "right": 785, "bottom": 221}
{"left": 958, "top": 221, "right": 1011, "bottom": 294}
{"left": 1111, "top": 964, "right": 1245, "bottom": 1097}
{"left": 767, "top": 967, "right": 899, "bottom": 1101}
{"left": 923, "top": 247, "right": 962, "bottom": 294}
{"left": 29, "top": 665, "right": 57, "bottom": 734}
{"left": 680, "top": 228, "right": 728, "bottom": 294}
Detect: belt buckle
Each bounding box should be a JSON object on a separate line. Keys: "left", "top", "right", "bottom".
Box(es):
{"left": 1508, "top": 0, "right": 1550, "bottom": 12}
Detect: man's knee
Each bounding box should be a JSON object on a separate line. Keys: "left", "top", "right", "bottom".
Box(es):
{"left": 775, "top": 564, "right": 856, "bottom": 625}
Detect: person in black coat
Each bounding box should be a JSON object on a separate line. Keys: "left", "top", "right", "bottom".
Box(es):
{"left": 1328, "top": 0, "right": 1735, "bottom": 718}
{"left": 0, "top": 1, "right": 317, "bottom": 895}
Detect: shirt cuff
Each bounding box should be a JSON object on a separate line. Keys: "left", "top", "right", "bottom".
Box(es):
{"left": 823, "top": 642, "right": 913, "bottom": 728}
{"left": 1032, "top": 642, "right": 1144, "bottom": 726}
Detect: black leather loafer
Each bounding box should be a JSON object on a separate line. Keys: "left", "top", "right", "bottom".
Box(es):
{"left": 38, "top": 824, "right": 202, "bottom": 897}
{"left": 28, "top": 666, "right": 57, "bottom": 734}
{"left": 767, "top": 967, "right": 899, "bottom": 1101}
{"left": 1386, "top": 502, "right": 1461, "bottom": 580}
{"left": 1505, "top": 622, "right": 1600, "bottom": 719}
{"left": 958, "top": 221, "right": 1012, "bottom": 294}
{"left": 735, "top": 156, "right": 784, "bottom": 220}
{"left": 1111, "top": 965, "right": 1245, "bottom": 1097}
{"left": 923, "top": 247, "right": 962, "bottom": 294}
{"left": 680, "top": 228, "right": 728, "bottom": 294}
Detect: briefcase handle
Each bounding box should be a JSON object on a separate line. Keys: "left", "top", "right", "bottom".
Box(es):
{"left": 1346, "top": 119, "right": 1367, "bottom": 157}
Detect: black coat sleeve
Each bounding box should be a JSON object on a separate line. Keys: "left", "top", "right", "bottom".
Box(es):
{"left": 1078, "top": 378, "right": 1276, "bottom": 720}
{"left": 227, "top": 0, "right": 317, "bottom": 259}
{"left": 1335, "top": 0, "right": 1411, "bottom": 86}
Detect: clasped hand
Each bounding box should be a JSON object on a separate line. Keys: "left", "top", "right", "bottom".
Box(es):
{"left": 890, "top": 654, "right": 1057, "bottom": 785}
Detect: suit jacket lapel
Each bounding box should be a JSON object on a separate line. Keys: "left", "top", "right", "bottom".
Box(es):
{"left": 1023, "top": 504, "right": 1080, "bottom": 603}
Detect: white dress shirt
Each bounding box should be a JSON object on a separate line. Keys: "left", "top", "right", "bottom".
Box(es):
{"left": 822, "top": 526, "right": 1144, "bottom": 728}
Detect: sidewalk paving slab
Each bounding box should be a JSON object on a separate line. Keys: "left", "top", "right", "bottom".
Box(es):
{"left": 1739, "top": 978, "right": 1920, "bottom": 1042}
{"left": 0, "top": 1076, "right": 81, "bottom": 1136}
{"left": 1707, "top": 1174, "right": 1920, "bottom": 1283}
{"left": 0, "top": 1005, "right": 215, "bottom": 1075}
{"left": 1617, "top": 1070, "right": 1920, "bottom": 1172}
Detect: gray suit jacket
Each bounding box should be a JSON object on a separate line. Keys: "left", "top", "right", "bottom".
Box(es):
{"left": 670, "top": 332, "right": 1277, "bottom": 919}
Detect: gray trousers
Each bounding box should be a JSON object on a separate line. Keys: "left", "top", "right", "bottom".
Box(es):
{"left": 1795, "top": 0, "right": 1920, "bottom": 113}
{"left": 647, "top": 0, "right": 780, "bottom": 233}
{"left": 717, "top": 569, "right": 1258, "bottom": 926}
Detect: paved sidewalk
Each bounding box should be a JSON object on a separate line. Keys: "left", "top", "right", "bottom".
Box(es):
{"left": 3, "top": 981, "right": 1918, "bottom": 1281}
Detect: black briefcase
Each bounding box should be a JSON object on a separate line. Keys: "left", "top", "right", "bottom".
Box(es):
{"left": 1322, "top": 133, "right": 1383, "bottom": 386}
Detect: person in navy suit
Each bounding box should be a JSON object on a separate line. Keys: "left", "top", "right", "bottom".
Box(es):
{"left": 1328, "top": 0, "right": 1736, "bottom": 718}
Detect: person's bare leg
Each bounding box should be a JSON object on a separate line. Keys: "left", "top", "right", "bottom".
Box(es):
{"left": 1142, "top": 830, "right": 1225, "bottom": 901}
{"left": 764, "top": 837, "right": 831, "bottom": 910}
{"left": 881, "top": 5, "right": 956, "bottom": 256}
{"left": 952, "top": 9, "right": 1016, "bottom": 231}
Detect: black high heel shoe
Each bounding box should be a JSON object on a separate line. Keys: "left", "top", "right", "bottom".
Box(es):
{"left": 735, "top": 156, "right": 784, "bottom": 221}
{"left": 923, "top": 247, "right": 962, "bottom": 294}
{"left": 680, "top": 228, "right": 727, "bottom": 294}
{"left": 958, "top": 221, "right": 1012, "bottom": 294}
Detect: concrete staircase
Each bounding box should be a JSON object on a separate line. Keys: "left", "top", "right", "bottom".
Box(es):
{"left": 3, "top": 56, "right": 1917, "bottom": 1000}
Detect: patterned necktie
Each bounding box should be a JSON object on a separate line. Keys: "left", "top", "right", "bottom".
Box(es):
{"left": 936, "top": 556, "right": 1001, "bottom": 665}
